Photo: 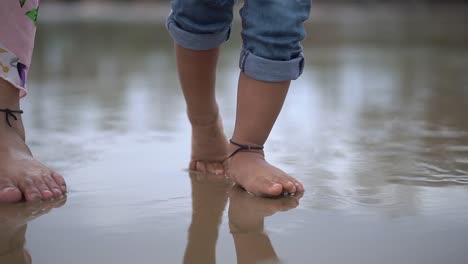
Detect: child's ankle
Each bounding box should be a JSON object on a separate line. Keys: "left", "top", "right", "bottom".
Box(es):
{"left": 229, "top": 138, "right": 265, "bottom": 148}
{"left": 227, "top": 140, "right": 265, "bottom": 158}
{"left": 187, "top": 108, "right": 219, "bottom": 126}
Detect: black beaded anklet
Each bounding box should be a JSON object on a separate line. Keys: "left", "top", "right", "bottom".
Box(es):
{"left": 228, "top": 139, "right": 264, "bottom": 159}
{"left": 0, "top": 108, "right": 23, "bottom": 127}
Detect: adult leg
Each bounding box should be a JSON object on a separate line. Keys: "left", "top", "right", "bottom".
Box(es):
{"left": 0, "top": 0, "right": 66, "bottom": 202}
{"left": 0, "top": 198, "right": 66, "bottom": 262}
{"left": 167, "top": 0, "right": 236, "bottom": 174}
{"left": 227, "top": 0, "right": 311, "bottom": 196}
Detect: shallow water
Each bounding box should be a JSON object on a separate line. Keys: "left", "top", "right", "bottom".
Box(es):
{"left": 1, "top": 15, "right": 468, "bottom": 264}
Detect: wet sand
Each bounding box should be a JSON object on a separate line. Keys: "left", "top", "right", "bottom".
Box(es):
{"left": 1, "top": 4, "right": 468, "bottom": 264}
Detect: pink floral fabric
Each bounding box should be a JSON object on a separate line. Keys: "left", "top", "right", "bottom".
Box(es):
{"left": 0, "top": 0, "right": 40, "bottom": 98}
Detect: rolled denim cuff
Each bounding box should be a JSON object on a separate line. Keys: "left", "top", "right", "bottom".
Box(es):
{"left": 166, "top": 14, "right": 231, "bottom": 51}
{"left": 239, "top": 49, "right": 305, "bottom": 82}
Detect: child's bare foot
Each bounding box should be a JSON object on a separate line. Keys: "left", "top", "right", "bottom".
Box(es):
{"left": 189, "top": 111, "right": 229, "bottom": 174}
{"left": 228, "top": 186, "right": 302, "bottom": 264}
{"left": 0, "top": 109, "right": 66, "bottom": 203}
{"left": 225, "top": 141, "right": 304, "bottom": 197}
{"left": 229, "top": 185, "right": 302, "bottom": 232}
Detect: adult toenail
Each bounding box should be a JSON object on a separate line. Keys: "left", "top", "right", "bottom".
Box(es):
{"left": 3, "top": 187, "right": 17, "bottom": 192}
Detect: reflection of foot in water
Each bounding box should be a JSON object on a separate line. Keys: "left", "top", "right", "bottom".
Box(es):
{"left": 183, "top": 171, "right": 233, "bottom": 264}
{"left": 229, "top": 186, "right": 302, "bottom": 264}
{"left": 0, "top": 197, "right": 66, "bottom": 264}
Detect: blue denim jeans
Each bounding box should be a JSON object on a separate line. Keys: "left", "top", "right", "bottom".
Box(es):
{"left": 167, "top": 0, "right": 312, "bottom": 82}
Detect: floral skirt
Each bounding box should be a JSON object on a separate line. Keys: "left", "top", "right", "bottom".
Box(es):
{"left": 0, "top": 0, "right": 40, "bottom": 98}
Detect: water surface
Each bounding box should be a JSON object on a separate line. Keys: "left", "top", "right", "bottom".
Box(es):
{"left": 1, "top": 13, "right": 468, "bottom": 264}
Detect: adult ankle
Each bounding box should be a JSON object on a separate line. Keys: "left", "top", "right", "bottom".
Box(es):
{"left": 0, "top": 79, "right": 21, "bottom": 109}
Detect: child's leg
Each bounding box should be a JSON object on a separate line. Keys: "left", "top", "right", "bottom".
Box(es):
{"left": 227, "top": 0, "right": 311, "bottom": 196}
{"left": 175, "top": 46, "right": 228, "bottom": 174}
{"left": 0, "top": 1, "right": 66, "bottom": 203}
{"left": 229, "top": 186, "right": 301, "bottom": 263}
{"left": 183, "top": 172, "right": 230, "bottom": 264}
{"left": 167, "top": 0, "right": 235, "bottom": 174}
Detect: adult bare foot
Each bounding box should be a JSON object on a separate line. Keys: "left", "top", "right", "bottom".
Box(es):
{"left": 0, "top": 197, "right": 66, "bottom": 264}
{"left": 189, "top": 111, "right": 229, "bottom": 175}
{"left": 225, "top": 141, "right": 304, "bottom": 197}
{"left": 0, "top": 196, "right": 67, "bottom": 226}
{"left": 0, "top": 79, "right": 66, "bottom": 203}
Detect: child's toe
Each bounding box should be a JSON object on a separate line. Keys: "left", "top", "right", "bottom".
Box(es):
{"left": 206, "top": 162, "right": 224, "bottom": 174}
{"left": 194, "top": 161, "right": 207, "bottom": 172}
{"left": 272, "top": 176, "right": 296, "bottom": 194}
{"left": 265, "top": 182, "right": 283, "bottom": 197}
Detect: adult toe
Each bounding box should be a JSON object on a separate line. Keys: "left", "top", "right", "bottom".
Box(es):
{"left": 0, "top": 182, "right": 22, "bottom": 203}
{"left": 51, "top": 172, "right": 67, "bottom": 193}
{"left": 33, "top": 177, "right": 54, "bottom": 200}
{"left": 18, "top": 179, "right": 42, "bottom": 202}
{"left": 43, "top": 175, "right": 63, "bottom": 198}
